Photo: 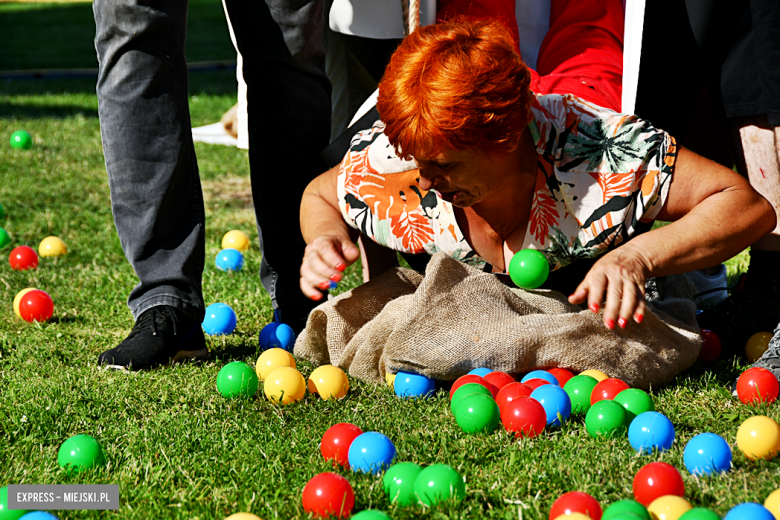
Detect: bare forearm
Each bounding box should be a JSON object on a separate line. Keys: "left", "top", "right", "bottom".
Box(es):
{"left": 300, "top": 188, "right": 357, "bottom": 245}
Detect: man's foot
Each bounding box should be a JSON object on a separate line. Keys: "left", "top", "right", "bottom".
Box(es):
{"left": 98, "top": 306, "right": 208, "bottom": 370}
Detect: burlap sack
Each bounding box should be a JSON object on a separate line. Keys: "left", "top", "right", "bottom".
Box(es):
{"left": 294, "top": 252, "right": 702, "bottom": 389}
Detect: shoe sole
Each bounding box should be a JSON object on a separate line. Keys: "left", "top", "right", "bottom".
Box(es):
{"left": 101, "top": 347, "right": 210, "bottom": 371}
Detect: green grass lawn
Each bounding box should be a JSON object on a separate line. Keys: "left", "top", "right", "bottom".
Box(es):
{"left": 0, "top": 2, "right": 778, "bottom": 520}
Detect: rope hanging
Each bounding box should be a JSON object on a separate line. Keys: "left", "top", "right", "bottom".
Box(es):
{"left": 402, "top": 0, "right": 421, "bottom": 36}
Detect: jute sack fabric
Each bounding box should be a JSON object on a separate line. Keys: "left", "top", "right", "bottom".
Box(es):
{"left": 294, "top": 252, "right": 702, "bottom": 389}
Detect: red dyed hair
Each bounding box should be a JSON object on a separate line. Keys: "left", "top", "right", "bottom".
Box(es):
{"left": 377, "top": 19, "right": 534, "bottom": 160}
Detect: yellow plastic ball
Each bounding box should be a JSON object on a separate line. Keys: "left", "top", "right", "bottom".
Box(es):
{"left": 764, "top": 488, "right": 780, "bottom": 520}
{"left": 736, "top": 415, "right": 780, "bottom": 461}
{"left": 13, "top": 287, "right": 36, "bottom": 318}
{"left": 264, "top": 366, "right": 306, "bottom": 405}
{"left": 255, "top": 348, "right": 296, "bottom": 381}
{"left": 224, "top": 514, "right": 261, "bottom": 520}
{"left": 222, "top": 230, "right": 250, "bottom": 252}
{"left": 307, "top": 365, "right": 349, "bottom": 400}
{"left": 386, "top": 372, "right": 396, "bottom": 389}
{"left": 38, "top": 236, "right": 67, "bottom": 257}
{"left": 579, "top": 369, "right": 609, "bottom": 382}
{"left": 647, "top": 495, "right": 692, "bottom": 520}
{"left": 746, "top": 331, "right": 774, "bottom": 362}
{"left": 554, "top": 514, "right": 592, "bottom": 520}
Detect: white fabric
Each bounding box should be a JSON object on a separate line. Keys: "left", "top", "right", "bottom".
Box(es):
{"left": 191, "top": 122, "right": 239, "bottom": 147}
{"left": 329, "top": 0, "right": 436, "bottom": 39}
{"left": 621, "top": 0, "right": 645, "bottom": 114}
{"left": 685, "top": 265, "right": 729, "bottom": 307}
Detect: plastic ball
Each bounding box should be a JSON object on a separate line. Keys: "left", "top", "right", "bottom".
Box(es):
{"left": 351, "top": 511, "right": 392, "bottom": 520}
{"left": 57, "top": 434, "right": 107, "bottom": 474}
{"left": 255, "top": 348, "right": 295, "bottom": 381}
{"left": 764, "top": 488, "right": 780, "bottom": 520}
{"left": 746, "top": 332, "right": 773, "bottom": 362}
{"left": 678, "top": 509, "right": 721, "bottom": 520}
{"left": 258, "top": 321, "right": 295, "bottom": 351}
{"left": 413, "top": 464, "right": 465, "bottom": 506}
{"left": 308, "top": 365, "right": 349, "bottom": 400}
{"left": 19, "top": 513, "right": 60, "bottom": 520}
{"left": 454, "top": 393, "right": 501, "bottom": 434}
{"left": 202, "top": 303, "right": 237, "bottom": 335}
{"left": 10, "top": 130, "right": 32, "bottom": 149}
{"left": 467, "top": 367, "right": 493, "bottom": 377}
{"left": 736, "top": 367, "right": 779, "bottom": 404}
{"left": 382, "top": 462, "right": 422, "bottom": 506}
{"left": 549, "top": 491, "right": 602, "bottom": 520}
{"left": 632, "top": 462, "right": 685, "bottom": 506}
{"left": 508, "top": 249, "right": 549, "bottom": 289}
{"left": 0, "top": 486, "right": 30, "bottom": 520}
{"left": 724, "top": 503, "right": 774, "bottom": 520}
{"left": 548, "top": 368, "right": 575, "bottom": 387}
{"left": 736, "top": 415, "right": 780, "bottom": 461}
{"left": 603, "top": 499, "right": 650, "bottom": 520}
{"left": 521, "top": 370, "right": 560, "bottom": 386}
{"left": 483, "top": 370, "right": 516, "bottom": 390}
{"left": 564, "top": 375, "right": 599, "bottom": 415}
{"left": 321, "top": 423, "right": 363, "bottom": 466}
{"left": 221, "top": 230, "right": 250, "bottom": 251}
{"left": 224, "top": 515, "right": 261, "bottom": 520}
{"left": 450, "top": 383, "right": 492, "bottom": 413}
{"left": 264, "top": 366, "right": 306, "bottom": 404}
{"left": 697, "top": 329, "right": 722, "bottom": 364}
{"left": 217, "top": 362, "right": 258, "bottom": 398}
{"left": 628, "top": 411, "right": 675, "bottom": 454}
{"left": 17, "top": 289, "right": 54, "bottom": 323}
{"left": 495, "top": 382, "right": 534, "bottom": 415}
{"left": 501, "top": 396, "right": 547, "bottom": 438}
{"left": 38, "top": 236, "right": 67, "bottom": 257}
{"left": 394, "top": 371, "right": 435, "bottom": 398}
{"left": 386, "top": 372, "right": 396, "bottom": 389}
{"left": 580, "top": 369, "right": 609, "bottom": 382}
{"left": 0, "top": 228, "right": 10, "bottom": 249}
{"left": 647, "top": 495, "right": 691, "bottom": 520}
{"left": 348, "top": 432, "right": 396, "bottom": 474}
{"left": 524, "top": 378, "right": 552, "bottom": 391}
{"left": 215, "top": 248, "right": 244, "bottom": 271}
{"left": 530, "top": 384, "right": 572, "bottom": 427}
{"left": 591, "top": 378, "right": 631, "bottom": 405}
{"left": 585, "top": 400, "right": 629, "bottom": 438}
{"left": 683, "top": 433, "right": 732, "bottom": 476}
{"left": 301, "top": 472, "right": 354, "bottom": 519}
{"left": 614, "top": 388, "right": 655, "bottom": 423}
{"left": 9, "top": 245, "right": 38, "bottom": 270}
{"left": 450, "top": 374, "right": 495, "bottom": 400}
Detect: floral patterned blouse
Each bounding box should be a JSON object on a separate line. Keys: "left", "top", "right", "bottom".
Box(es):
{"left": 336, "top": 93, "right": 677, "bottom": 272}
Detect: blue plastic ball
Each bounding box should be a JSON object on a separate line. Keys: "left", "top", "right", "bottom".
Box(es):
{"left": 467, "top": 368, "right": 493, "bottom": 377}
{"left": 20, "top": 514, "right": 60, "bottom": 520}
{"left": 521, "top": 370, "right": 560, "bottom": 386}
{"left": 394, "top": 371, "right": 435, "bottom": 398}
{"left": 530, "top": 384, "right": 571, "bottom": 427}
{"left": 724, "top": 503, "right": 774, "bottom": 520}
{"left": 348, "top": 431, "right": 396, "bottom": 475}
{"left": 258, "top": 322, "right": 295, "bottom": 351}
{"left": 215, "top": 248, "right": 244, "bottom": 271}
{"left": 202, "top": 303, "right": 237, "bottom": 335}
{"left": 628, "top": 411, "right": 675, "bottom": 454}
{"left": 683, "top": 432, "right": 732, "bottom": 476}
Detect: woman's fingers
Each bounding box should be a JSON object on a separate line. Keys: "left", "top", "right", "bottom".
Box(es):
{"left": 300, "top": 236, "right": 359, "bottom": 300}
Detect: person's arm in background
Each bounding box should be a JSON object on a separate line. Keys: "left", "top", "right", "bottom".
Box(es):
{"left": 569, "top": 146, "right": 776, "bottom": 329}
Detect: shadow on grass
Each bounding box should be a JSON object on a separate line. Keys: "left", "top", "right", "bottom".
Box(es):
{"left": 0, "top": 102, "right": 98, "bottom": 120}
{"left": 49, "top": 316, "right": 84, "bottom": 325}
{"left": 209, "top": 342, "right": 260, "bottom": 363}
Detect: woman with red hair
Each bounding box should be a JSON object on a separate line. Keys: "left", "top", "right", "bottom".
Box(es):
{"left": 299, "top": 18, "right": 774, "bottom": 331}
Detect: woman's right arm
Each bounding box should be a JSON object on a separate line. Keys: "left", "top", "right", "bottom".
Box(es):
{"left": 299, "top": 165, "right": 361, "bottom": 300}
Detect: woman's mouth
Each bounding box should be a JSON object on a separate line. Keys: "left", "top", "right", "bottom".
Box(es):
{"left": 440, "top": 190, "right": 460, "bottom": 203}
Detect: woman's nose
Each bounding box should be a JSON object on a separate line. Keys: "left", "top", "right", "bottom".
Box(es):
{"left": 418, "top": 171, "right": 438, "bottom": 191}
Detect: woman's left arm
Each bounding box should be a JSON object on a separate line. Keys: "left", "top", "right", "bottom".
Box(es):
{"left": 568, "top": 146, "right": 776, "bottom": 329}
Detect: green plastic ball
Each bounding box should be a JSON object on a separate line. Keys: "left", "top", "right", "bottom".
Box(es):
{"left": 217, "top": 361, "right": 259, "bottom": 398}
{"left": 450, "top": 382, "right": 492, "bottom": 413}
{"left": 585, "top": 399, "right": 628, "bottom": 438}
{"left": 382, "top": 462, "right": 422, "bottom": 506}
{"left": 0, "top": 228, "right": 10, "bottom": 249}
{"left": 413, "top": 464, "right": 465, "bottom": 507}
{"left": 0, "top": 486, "right": 29, "bottom": 520}
{"left": 605, "top": 514, "right": 646, "bottom": 520}
{"left": 508, "top": 249, "right": 549, "bottom": 289}
{"left": 10, "top": 131, "right": 32, "bottom": 150}
{"left": 57, "top": 434, "right": 107, "bottom": 474}
{"left": 603, "top": 499, "right": 650, "bottom": 520}
{"left": 613, "top": 388, "right": 655, "bottom": 423}
{"left": 350, "top": 511, "right": 393, "bottom": 520}
{"left": 454, "top": 393, "right": 500, "bottom": 434}
{"left": 678, "top": 508, "right": 721, "bottom": 520}
{"left": 0, "top": 203, "right": 5, "bottom": 219}
{"left": 563, "top": 374, "right": 598, "bottom": 414}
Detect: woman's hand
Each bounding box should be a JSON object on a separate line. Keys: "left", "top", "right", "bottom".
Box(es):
{"left": 300, "top": 235, "right": 360, "bottom": 300}
{"left": 568, "top": 248, "right": 651, "bottom": 330}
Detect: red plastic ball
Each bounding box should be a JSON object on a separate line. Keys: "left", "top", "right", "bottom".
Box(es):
{"left": 547, "top": 368, "right": 575, "bottom": 387}
{"left": 320, "top": 423, "right": 363, "bottom": 466}
{"left": 18, "top": 289, "right": 54, "bottom": 323}
{"left": 495, "top": 382, "right": 534, "bottom": 415}
{"left": 483, "top": 371, "right": 516, "bottom": 391}
{"left": 549, "top": 491, "right": 603, "bottom": 520}
{"left": 632, "top": 462, "right": 685, "bottom": 506}
{"left": 698, "top": 329, "right": 721, "bottom": 364}
{"left": 301, "top": 472, "right": 355, "bottom": 519}
{"left": 523, "top": 378, "right": 551, "bottom": 391}
{"left": 736, "top": 367, "right": 779, "bottom": 405}
{"left": 590, "top": 378, "right": 631, "bottom": 405}
{"left": 501, "top": 396, "right": 547, "bottom": 438}
{"left": 9, "top": 245, "right": 38, "bottom": 270}
{"left": 450, "top": 374, "right": 497, "bottom": 399}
